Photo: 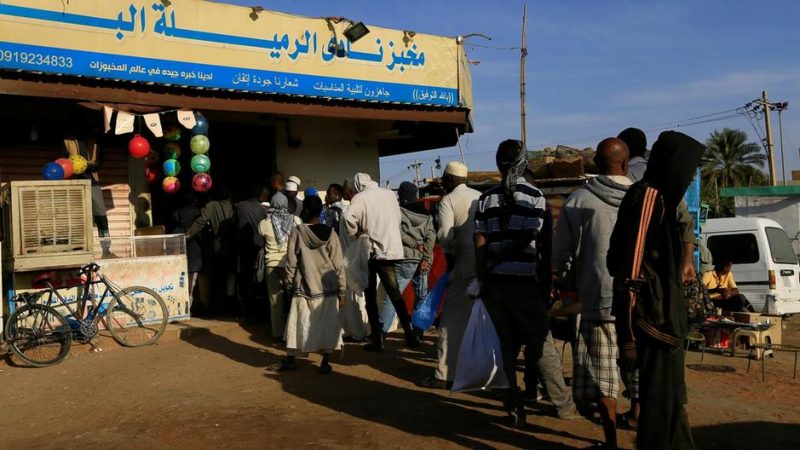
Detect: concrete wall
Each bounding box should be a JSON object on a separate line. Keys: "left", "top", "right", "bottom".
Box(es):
{"left": 735, "top": 196, "right": 800, "bottom": 254}
{"left": 275, "top": 116, "right": 382, "bottom": 192}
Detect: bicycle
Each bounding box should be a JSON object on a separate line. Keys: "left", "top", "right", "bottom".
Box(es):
{"left": 4, "top": 262, "right": 169, "bottom": 367}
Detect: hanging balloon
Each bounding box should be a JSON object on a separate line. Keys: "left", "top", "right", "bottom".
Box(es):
{"left": 164, "top": 125, "right": 182, "bottom": 142}
{"left": 192, "top": 173, "right": 213, "bottom": 192}
{"left": 144, "top": 166, "right": 160, "bottom": 183}
{"left": 163, "top": 142, "right": 181, "bottom": 160}
{"left": 163, "top": 159, "right": 181, "bottom": 177}
{"left": 190, "top": 135, "right": 210, "bottom": 154}
{"left": 43, "top": 162, "right": 65, "bottom": 180}
{"left": 68, "top": 154, "right": 88, "bottom": 175}
{"left": 190, "top": 154, "right": 211, "bottom": 173}
{"left": 54, "top": 158, "right": 74, "bottom": 178}
{"left": 192, "top": 112, "right": 209, "bottom": 135}
{"left": 128, "top": 134, "right": 151, "bottom": 159}
{"left": 162, "top": 176, "right": 181, "bottom": 194}
{"left": 144, "top": 150, "right": 161, "bottom": 166}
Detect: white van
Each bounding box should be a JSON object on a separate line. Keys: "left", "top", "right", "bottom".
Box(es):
{"left": 700, "top": 217, "right": 800, "bottom": 315}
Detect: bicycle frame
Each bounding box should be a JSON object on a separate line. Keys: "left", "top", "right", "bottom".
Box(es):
{"left": 37, "top": 271, "right": 123, "bottom": 331}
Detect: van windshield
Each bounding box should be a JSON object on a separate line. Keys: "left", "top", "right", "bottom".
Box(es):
{"left": 766, "top": 227, "right": 798, "bottom": 265}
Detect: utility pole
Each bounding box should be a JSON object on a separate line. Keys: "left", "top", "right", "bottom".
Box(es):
{"left": 520, "top": 3, "right": 528, "bottom": 147}
{"left": 454, "top": 128, "right": 466, "bottom": 164}
{"left": 761, "top": 90, "right": 778, "bottom": 186}
{"left": 408, "top": 160, "right": 423, "bottom": 187}
{"left": 775, "top": 101, "right": 789, "bottom": 185}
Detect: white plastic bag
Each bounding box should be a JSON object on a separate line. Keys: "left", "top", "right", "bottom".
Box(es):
{"left": 340, "top": 290, "right": 370, "bottom": 341}
{"left": 344, "top": 235, "right": 370, "bottom": 293}
{"left": 451, "top": 298, "right": 509, "bottom": 392}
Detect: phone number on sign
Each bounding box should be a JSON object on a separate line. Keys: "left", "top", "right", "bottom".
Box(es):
{"left": 1, "top": 50, "right": 73, "bottom": 68}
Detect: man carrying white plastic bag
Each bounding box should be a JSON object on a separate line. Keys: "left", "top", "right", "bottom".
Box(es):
{"left": 451, "top": 297, "right": 509, "bottom": 392}
{"left": 469, "top": 140, "right": 552, "bottom": 429}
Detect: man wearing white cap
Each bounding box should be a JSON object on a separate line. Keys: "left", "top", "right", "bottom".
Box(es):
{"left": 418, "top": 161, "right": 481, "bottom": 389}
{"left": 284, "top": 179, "right": 303, "bottom": 217}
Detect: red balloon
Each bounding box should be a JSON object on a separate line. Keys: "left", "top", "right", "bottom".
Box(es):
{"left": 144, "top": 166, "right": 160, "bottom": 183}
{"left": 54, "top": 158, "right": 74, "bottom": 178}
{"left": 192, "top": 173, "right": 213, "bottom": 192}
{"left": 128, "top": 134, "right": 151, "bottom": 159}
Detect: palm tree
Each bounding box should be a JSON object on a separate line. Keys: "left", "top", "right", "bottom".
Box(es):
{"left": 703, "top": 128, "right": 767, "bottom": 215}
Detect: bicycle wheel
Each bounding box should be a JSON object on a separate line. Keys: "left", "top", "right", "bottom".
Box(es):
{"left": 4, "top": 304, "right": 72, "bottom": 367}
{"left": 104, "top": 286, "right": 168, "bottom": 347}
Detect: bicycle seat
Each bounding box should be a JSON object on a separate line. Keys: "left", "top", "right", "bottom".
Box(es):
{"left": 80, "top": 262, "right": 101, "bottom": 275}
{"left": 32, "top": 271, "right": 61, "bottom": 288}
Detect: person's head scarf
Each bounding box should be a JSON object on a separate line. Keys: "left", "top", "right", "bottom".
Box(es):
{"left": 353, "top": 172, "right": 378, "bottom": 193}
{"left": 643, "top": 130, "right": 705, "bottom": 210}
{"left": 269, "top": 193, "right": 296, "bottom": 246}
{"left": 495, "top": 139, "right": 528, "bottom": 193}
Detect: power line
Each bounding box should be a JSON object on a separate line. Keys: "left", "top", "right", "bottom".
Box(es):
{"left": 380, "top": 167, "right": 411, "bottom": 184}
{"left": 381, "top": 104, "right": 766, "bottom": 168}
{"left": 467, "top": 43, "right": 521, "bottom": 51}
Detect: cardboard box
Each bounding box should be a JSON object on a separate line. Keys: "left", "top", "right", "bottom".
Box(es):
{"left": 734, "top": 312, "right": 762, "bottom": 324}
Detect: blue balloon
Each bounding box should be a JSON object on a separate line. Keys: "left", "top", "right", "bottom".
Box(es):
{"left": 192, "top": 112, "right": 209, "bottom": 135}
{"left": 43, "top": 162, "right": 65, "bottom": 180}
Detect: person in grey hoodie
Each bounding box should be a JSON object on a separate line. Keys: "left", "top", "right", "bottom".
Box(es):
{"left": 553, "top": 137, "right": 631, "bottom": 450}
{"left": 276, "top": 196, "right": 345, "bottom": 375}
{"left": 343, "top": 173, "right": 421, "bottom": 351}
{"left": 380, "top": 182, "right": 435, "bottom": 335}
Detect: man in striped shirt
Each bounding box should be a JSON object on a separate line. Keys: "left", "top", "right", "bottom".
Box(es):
{"left": 474, "top": 139, "right": 550, "bottom": 429}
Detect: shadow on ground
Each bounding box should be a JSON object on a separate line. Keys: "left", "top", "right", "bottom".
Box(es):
{"left": 693, "top": 421, "right": 800, "bottom": 449}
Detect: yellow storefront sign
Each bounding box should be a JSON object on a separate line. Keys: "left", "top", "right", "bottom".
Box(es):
{"left": 0, "top": 0, "right": 468, "bottom": 106}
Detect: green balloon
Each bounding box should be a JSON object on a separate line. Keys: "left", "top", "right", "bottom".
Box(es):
{"left": 163, "top": 142, "right": 181, "bottom": 160}
{"left": 191, "top": 154, "right": 211, "bottom": 173}
{"left": 190, "top": 135, "right": 210, "bottom": 154}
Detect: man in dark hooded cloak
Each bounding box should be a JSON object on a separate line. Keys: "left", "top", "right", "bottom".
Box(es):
{"left": 608, "top": 130, "right": 704, "bottom": 450}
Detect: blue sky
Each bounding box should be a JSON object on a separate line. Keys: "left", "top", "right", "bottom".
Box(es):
{"left": 220, "top": 0, "right": 800, "bottom": 186}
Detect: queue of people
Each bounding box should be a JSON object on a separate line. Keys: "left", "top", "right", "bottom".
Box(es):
{"left": 170, "top": 128, "right": 706, "bottom": 450}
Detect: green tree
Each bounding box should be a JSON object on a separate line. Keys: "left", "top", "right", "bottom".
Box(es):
{"left": 702, "top": 128, "right": 767, "bottom": 217}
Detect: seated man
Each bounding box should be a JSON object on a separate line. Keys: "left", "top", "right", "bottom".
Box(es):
{"left": 702, "top": 259, "right": 753, "bottom": 312}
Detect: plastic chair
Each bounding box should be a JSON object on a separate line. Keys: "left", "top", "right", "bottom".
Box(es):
{"left": 731, "top": 327, "right": 775, "bottom": 359}
{"left": 685, "top": 331, "right": 706, "bottom": 361}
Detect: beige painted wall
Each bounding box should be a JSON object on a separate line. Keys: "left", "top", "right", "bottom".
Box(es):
{"left": 275, "top": 116, "right": 382, "bottom": 191}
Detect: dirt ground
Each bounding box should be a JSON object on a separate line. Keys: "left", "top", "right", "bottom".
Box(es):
{"left": 1, "top": 317, "right": 800, "bottom": 450}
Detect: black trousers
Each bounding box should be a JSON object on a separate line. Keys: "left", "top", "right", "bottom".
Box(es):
{"left": 364, "top": 259, "right": 412, "bottom": 338}
{"left": 712, "top": 294, "right": 754, "bottom": 312}
{"left": 637, "top": 334, "right": 697, "bottom": 450}
{"left": 482, "top": 276, "right": 549, "bottom": 410}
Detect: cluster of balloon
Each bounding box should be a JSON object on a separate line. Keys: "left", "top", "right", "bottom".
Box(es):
{"left": 190, "top": 112, "right": 212, "bottom": 192}
{"left": 148, "top": 113, "right": 212, "bottom": 194}
{"left": 42, "top": 156, "right": 82, "bottom": 180}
